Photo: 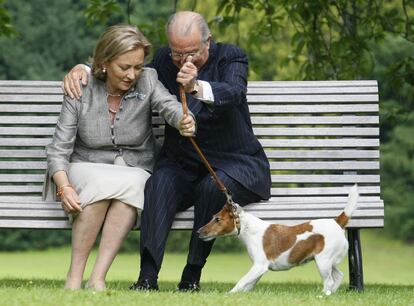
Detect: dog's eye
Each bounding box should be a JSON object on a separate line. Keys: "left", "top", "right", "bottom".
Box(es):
{"left": 214, "top": 217, "right": 220, "bottom": 223}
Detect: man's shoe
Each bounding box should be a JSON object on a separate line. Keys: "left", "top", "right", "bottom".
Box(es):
{"left": 130, "top": 279, "right": 159, "bottom": 291}
{"left": 177, "top": 280, "right": 200, "bottom": 292}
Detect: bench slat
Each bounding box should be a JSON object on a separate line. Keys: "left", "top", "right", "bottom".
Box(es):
{"left": 0, "top": 149, "right": 379, "bottom": 159}
{"left": 247, "top": 86, "right": 378, "bottom": 94}
{"left": 271, "top": 174, "right": 379, "bottom": 183}
{"left": 170, "top": 219, "right": 384, "bottom": 229}
{"left": 270, "top": 186, "right": 380, "bottom": 195}
{"left": 260, "top": 138, "right": 379, "bottom": 147}
{"left": 0, "top": 95, "right": 63, "bottom": 102}
{"left": 247, "top": 80, "right": 378, "bottom": 87}
{"left": 247, "top": 94, "right": 378, "bottom": 103}
{"left": 1, "top": 161, "right": 379, "bottom": 171}
{"left": 0, "top": 126, "right": 379, "bottom": 137}
{"left": 253, "top": 127, "right": 379, "bottom": 136}
{"left": 1, "top": 116, "right": 59, "bottom": 124}
{"left": 0, "top": 208, "right": 384, "bottom": 220}
{"left": 1, "top": 115, "right": 380, "bottom": 125}
{"left": 0, "top": 138, "right": 52, "bottom": 146}
{"left": 265, "top": 150, "right": 379, "bottom": 159}
{"left": 0, "top": 174, "right": 44, "bottom": 182}
{"left": 0, "top": 138, "right": 380, "bottom": 148}
{"left": 0, "top": 161, "right": 47, "bottom": 169}
{"left": 1, "top": 94, "right": 378, "bottom": 103}
{"left": 0, "top": 149, "right": 46, "bottom": 158}
{"left": 0, "top": 87, "right": 63, "bottom": 94}
{"left": 0, "top": 80, "right": 61, "bottom": 86}
{"left": 269, "top": 161, "right": 379, "bottom": 170}
{"left": 0, "top": 200, "right": 382, "bottom": 210}
{"left": 251, "top": 116, "right": 379, "bottom": 125}
{"left": 0, "top": 185, "right": 44, "bottom": 193}
{"left": 0, "top": 104, "right": 61, "bottom": 113}
{"left": 249, "top": 104, "right": 378, "bottom": 113}
{"left": 0, "top": 218, "right": 384, "bottom": 229}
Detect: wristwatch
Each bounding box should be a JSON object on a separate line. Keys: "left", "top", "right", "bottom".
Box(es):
{"left": 190, "top": 80, "right": 200, "bottom": 95}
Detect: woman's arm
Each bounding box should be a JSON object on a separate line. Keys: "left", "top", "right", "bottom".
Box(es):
{"left": 46, "top": 95, "right": 82, "bottom": 213}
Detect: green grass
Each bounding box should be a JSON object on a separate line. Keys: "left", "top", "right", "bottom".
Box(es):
{"left": 0, "top": 229, "right": 413, "bottom": 305}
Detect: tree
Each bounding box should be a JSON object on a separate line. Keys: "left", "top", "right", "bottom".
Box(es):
{"left": 0, "top": 0, "right": 16, "bottom": 37}
{"left": 0, "top": 0, "right": 106, "bottom": 80}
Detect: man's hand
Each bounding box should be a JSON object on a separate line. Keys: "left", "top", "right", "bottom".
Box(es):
{"left": 62, "top": 64, "right": 89, "bottom": 100}
{"left": 176, "top": 56, "right": 198, "bottom": 93}
{"left": 179, "top": 114, "right": 196, "bottom": 137}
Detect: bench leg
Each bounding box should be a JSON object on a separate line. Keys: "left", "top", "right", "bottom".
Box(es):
{"left": 347, "top": 228, "right": 364, "bottom": 291}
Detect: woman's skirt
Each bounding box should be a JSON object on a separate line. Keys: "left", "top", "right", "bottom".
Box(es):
{"left": 67, "top": 157, "right": 151, "bottom": 224}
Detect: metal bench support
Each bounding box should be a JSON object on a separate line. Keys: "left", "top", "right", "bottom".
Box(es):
{"left": 347, "top": 228, "right": 364, "bottom": 291}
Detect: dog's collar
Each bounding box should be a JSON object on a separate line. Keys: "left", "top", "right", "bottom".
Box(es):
{"left": 231, "top": 205, "right": 241, "bottom": 236}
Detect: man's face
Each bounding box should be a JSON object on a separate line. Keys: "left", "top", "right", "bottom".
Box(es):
{"left": 168, "top": 29, "right": 210, "bottom": 69}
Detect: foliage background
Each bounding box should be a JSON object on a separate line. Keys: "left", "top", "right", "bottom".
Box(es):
{"left": 0, "top": 0, "right": 413, "bottom": 250}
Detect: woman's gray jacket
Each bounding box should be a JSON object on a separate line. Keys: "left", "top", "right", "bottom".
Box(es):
{"left": 46, "top": 68, "right": 186, "bottom": 176}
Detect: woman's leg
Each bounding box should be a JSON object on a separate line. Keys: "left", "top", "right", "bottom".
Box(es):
{"left": 87, "top": 200, "right": 136, "bottom": 291}
{"left": 65, "top": 200, "right": 111, "bottom": 289}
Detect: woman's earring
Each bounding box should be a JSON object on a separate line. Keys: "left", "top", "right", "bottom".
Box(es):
{"left": 102, "top": 67, "right": 107, "bottom": 73}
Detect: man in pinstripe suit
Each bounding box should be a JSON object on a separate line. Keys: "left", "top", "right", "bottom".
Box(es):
{"left": 133, "top": 11, "right": 271, "bottom": 292}
{"left": 62, "top": 11, "right": 271, "bottom": 292}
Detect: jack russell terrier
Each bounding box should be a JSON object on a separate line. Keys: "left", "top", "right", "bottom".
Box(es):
{"left": 198, "top": 184, "right": 359, "bottom": 295}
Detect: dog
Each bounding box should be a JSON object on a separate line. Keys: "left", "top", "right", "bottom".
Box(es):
{"left": 198, "top": 184, "right": 359, "bottom": 295}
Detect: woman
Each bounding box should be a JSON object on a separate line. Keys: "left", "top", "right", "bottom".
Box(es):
{"left": 46, "top": 25, "right": 195, "bottom": 291}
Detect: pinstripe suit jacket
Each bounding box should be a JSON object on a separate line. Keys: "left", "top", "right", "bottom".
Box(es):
{"left": 151, "top": 41, "right": 271, "bottom": 199}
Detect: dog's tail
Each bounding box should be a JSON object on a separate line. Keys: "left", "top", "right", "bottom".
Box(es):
{"left": 335, "top": 184, "right": 359, "bottom": 228}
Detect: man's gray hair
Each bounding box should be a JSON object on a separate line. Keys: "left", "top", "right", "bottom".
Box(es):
{"left": 166, "top": 11, "right": 210, "bottom": 43}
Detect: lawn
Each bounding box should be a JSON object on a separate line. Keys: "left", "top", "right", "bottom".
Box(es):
{"left": 0, "top": 229, "right": 413, "bottom": 305}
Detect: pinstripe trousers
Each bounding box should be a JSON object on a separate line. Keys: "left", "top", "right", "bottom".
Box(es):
{"left": 139, "top": 161, "right": 262, "bottom": 278}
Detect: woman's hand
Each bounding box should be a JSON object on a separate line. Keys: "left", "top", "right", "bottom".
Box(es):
{"left": 59, "top": 186, "right": 83, "bottom": 215}
{"left": 179, "top": 114, "right": 196, "bottom": 137}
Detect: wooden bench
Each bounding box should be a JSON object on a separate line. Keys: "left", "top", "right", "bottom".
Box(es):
{"left": 0, "top": 80, "right": 383, "bottom": 291}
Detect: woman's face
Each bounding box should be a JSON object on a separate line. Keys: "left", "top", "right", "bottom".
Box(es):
{"left": 105, "top": 47, "right": 145, "bottom": 95}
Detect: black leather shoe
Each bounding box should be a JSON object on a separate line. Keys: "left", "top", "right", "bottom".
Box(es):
{"left": 177, "top": 280, "right": 200, "bottom": 292}
{"left": 130, "top": 279, "right": 159, "bottom": 291}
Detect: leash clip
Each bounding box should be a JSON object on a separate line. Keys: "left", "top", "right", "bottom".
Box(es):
{"left": 224, "top": 189, "right": 234, "bottom": 205}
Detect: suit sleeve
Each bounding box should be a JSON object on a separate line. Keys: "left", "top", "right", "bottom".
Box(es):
{"left": 148, "top": 69, "right": 187, "bottom": 130}
{"left": 208, "top": 45, "right": 248, "bottom": 110}
{"left": 46, "top": 95, "right": 79, "bottom": 176}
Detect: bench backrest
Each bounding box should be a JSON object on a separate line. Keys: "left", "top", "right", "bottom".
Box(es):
{"left": 0, "top": 80, "right": 382, "bottom": 228}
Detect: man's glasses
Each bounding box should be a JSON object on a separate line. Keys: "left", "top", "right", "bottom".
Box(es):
{"left": 169, "top": 38, "right": 210, "bottom": 61}
{"left": 169, "top": 48, "right": 203, "bottom": 60}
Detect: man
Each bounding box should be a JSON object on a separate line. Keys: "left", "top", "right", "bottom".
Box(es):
{"left": 63, "top": 11, "right": 271, "bottom": 292}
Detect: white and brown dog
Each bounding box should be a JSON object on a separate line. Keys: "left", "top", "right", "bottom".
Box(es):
{"left": 198, "top": 185, "right": 359, "bottom": 295}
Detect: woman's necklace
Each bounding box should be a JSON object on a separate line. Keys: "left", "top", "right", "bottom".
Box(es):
{"left": 106, "top": 88, "right": 122, "bottom": 123}
{"left": 107, "top": 91, "right": 122, "bottom": 97}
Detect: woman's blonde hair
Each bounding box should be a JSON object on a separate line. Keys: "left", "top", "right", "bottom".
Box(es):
{"left": 91, "top": 24, "right": 151, "bottom": 80}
